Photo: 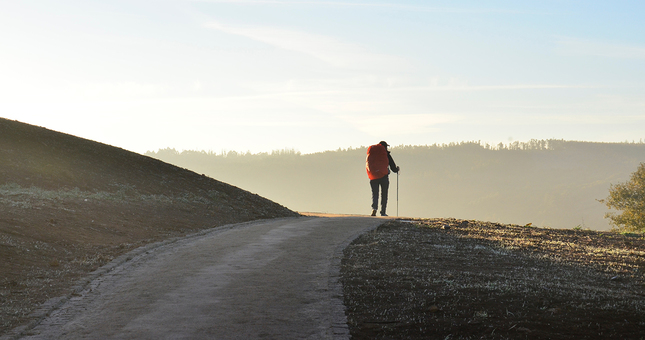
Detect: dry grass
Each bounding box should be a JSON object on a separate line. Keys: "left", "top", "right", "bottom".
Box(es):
{"left": 0, "top": 184, "right": 296, "bottom": 335}
{"left": 0, "top": 118, "right": 297, "bottom": 336}
{"left": 341, "top": 219, "right": 645, "bottom": 339}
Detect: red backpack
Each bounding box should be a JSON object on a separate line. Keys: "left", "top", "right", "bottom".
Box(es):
{"left": 366, "top": 144, "right": 389, "bottom": 180}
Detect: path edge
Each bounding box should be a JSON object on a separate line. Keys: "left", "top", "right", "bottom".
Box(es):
{"left": 328, "top": 218, "right": 384, "bottom": 339}
{"left": 2, "top": 217, "right": 302, "bottom": 340}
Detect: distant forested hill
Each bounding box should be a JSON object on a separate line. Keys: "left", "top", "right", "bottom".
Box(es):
{"left": 146, "top": 140, "right": 645, "bottom": 230}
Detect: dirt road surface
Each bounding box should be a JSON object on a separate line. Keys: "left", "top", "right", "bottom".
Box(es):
{"left": 15, "top": 216, "right": 383, "bottom": 340}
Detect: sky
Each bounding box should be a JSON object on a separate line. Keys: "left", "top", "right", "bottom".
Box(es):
{"left": 1, "top": 0, "right": 644, "bottom": 154}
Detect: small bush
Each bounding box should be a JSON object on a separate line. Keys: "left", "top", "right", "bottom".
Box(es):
{"left": 600, "top": 163, "right": 645, "bottom": 231}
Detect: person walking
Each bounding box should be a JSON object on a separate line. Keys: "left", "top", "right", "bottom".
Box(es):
{"left": 366, "top": 141, "right": 400, "bottom": 216}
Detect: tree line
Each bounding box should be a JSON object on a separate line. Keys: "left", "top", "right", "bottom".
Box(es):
{"left": 146, "top": 139, "right": 645, "bottom": 230}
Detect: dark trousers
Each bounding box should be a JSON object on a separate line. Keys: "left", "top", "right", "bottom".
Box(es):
{"left": 370, "top": 175, "right": 389, "bottom": 213}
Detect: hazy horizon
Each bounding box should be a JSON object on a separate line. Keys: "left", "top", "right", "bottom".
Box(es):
{"left": 147, "top": 139, "right": 645, "bottom": 231}
{"left": 2, "top": 1, "right": 644, "bottom": 155}
{"left": 144, "top": 138, "right": 645, "bottom": 156}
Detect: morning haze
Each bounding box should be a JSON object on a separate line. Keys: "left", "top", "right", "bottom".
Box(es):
{"left": 147, "top": 140, "right": 645, "bottom": 231}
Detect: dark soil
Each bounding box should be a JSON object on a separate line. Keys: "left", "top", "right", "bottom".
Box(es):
{"left": 341, "top": 219, "right": 645, "bottom": 339}
{"left": 0, "top": 118, "right": 298, "bottom": 335}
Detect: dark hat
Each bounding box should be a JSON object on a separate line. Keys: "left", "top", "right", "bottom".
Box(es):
{"left": 379, "top": 141, "right": 389, "bottom": 147}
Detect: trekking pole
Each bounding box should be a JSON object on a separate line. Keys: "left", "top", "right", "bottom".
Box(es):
{"left": 397, "top": 171, "right": 399, "bottom": 217}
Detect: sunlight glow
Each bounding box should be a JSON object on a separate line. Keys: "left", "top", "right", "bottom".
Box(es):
{"left": 1, "top": 1, "right": 644, "bottom": 153}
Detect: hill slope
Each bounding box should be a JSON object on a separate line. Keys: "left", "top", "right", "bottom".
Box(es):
{"left": 0, "top": 118, "right": 298, "bottom": 334}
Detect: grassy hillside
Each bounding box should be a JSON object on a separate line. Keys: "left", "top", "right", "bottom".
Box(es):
{"left": 147, "top": 140, "right": 645, "bottom": 230}
{"left": 0, "top": 118, "right": 298, "bottom": 334}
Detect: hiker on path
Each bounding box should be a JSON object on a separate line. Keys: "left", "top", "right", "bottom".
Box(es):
{"left": 366, "top": 141, "right": 400, "bottom": 216}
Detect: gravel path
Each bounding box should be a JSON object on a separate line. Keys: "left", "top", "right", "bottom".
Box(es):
{"left": 17, "top": 216, "right": 383, "bottom": 340}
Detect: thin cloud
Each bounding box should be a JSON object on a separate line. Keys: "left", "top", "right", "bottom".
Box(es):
{"left": 556, "top": 37, "right": 645, "bottom": 59}
{"left": 399, "top": 84, "right": 597, "bottom": 92}
{"left": 193, "top": 1, "right": 533, "bottom": 14}
{"left": 164, "top": 83, "right": 592, "bottom": 109}
{"left": 339, "top": 113, "right": 459, "bottom": 136}
{"left": 204, "top": 21, "right": 402, "bottom": 69}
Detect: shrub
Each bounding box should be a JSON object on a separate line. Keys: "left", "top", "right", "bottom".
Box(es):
{"left": 600, "top": 163, "right": 645, "bottom": 231}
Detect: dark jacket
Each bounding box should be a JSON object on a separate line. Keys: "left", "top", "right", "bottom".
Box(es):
{"left": 387, "top": 151, "right": 399, "bottom": 174}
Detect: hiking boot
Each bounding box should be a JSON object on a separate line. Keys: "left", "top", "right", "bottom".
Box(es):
{"left": 370, "top": 209, "right": 377, "bottom": 216}
{"left": 380, "top": 212, "right": 388, "bottom": 217}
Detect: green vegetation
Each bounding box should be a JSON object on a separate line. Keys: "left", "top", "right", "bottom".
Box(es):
{"left": 600, "top": 163, "right": 645, "bottom": 232}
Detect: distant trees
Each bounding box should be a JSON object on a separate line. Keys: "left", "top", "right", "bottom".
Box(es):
{"left": 600, "top": 163, "right": 645, "bottom": 231}
{"left": 146, "top": 140, "right": 645, "bottom": 230}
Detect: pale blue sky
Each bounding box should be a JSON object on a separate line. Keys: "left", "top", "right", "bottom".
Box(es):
{"left": 1, "top": 1, "right": 644, "bottom": 153}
